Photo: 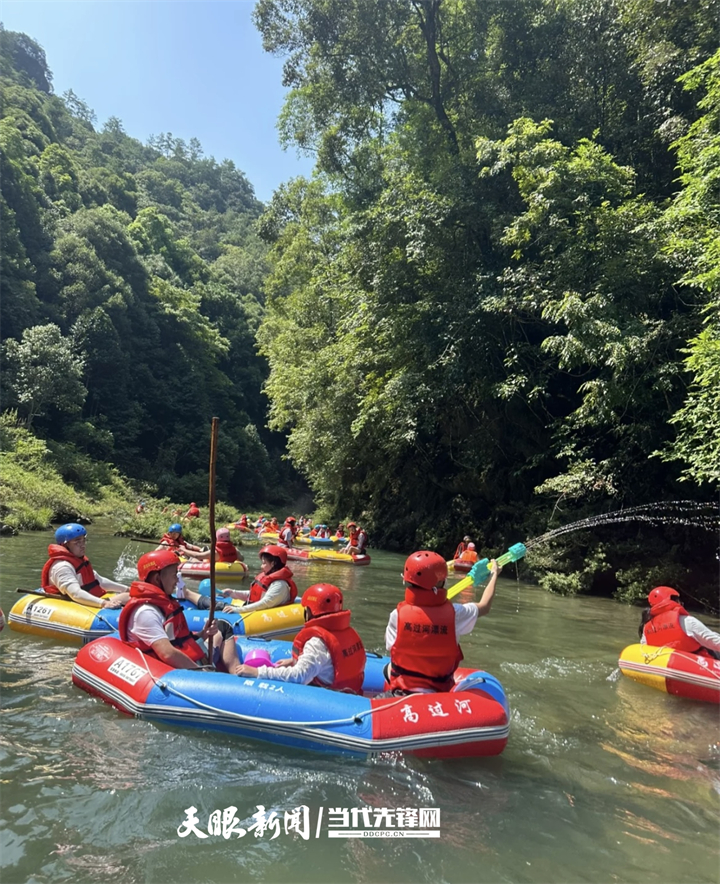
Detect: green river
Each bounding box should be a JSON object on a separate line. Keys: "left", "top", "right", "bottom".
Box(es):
{"left": 1, "top": 524, "right": 718, "bottom": 883}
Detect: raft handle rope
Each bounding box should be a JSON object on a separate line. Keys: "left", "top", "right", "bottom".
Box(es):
{"left": 639, "top": 643, "right": 720, "bottom": 682}
{"left": 123, "top": 645, "right": 490, "bottom": 729}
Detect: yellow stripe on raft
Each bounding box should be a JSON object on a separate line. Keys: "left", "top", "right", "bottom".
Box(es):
{"left": 307, "top": 549, "right": 358, "bottom": 563}
{"left": 233, "top": 602, "right": 305, "bottom": 640}
{"left": 618, "top": 643, "right": 672, "bottom": 694}
{"left": 9, "top": 594, "right": 107, "bottom": 641}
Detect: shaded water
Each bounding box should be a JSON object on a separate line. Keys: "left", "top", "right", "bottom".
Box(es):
{"left": 1, "top": 524, "right": 719, "bottom": 883}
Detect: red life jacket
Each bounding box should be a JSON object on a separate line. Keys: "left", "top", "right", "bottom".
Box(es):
{"left": 292, "top": 610, "right": 366, "bottom": 693}
{"left": 159, "top": 533, "right": 183, "bottom": 549}
{"left": 248, "top": 567, "right": 298, "bottom": 604}
{"left": 356, "top": 530, "right": 368, "bottom": 551}
{"left": 389, "top": 587, "right": 462, "bottom": 693}
{"left": 118, "top": 581, "right": 205, "bottom": 663}
{"left": 239, "top": 518, "right": 249, "bottom": 528}
{"left": 643, "top": 602, "right": 703, "bottom": 654}
{"left": 335, "top": 528, "right": 345, "bottom": 539}
{"left": 41, "top": 545, "right": 103, "bottom": 598}
{"left": 278, "top": 526, "right": 294, "bottom": 548}
{"left": 186, "top": 506, "right": 200, "bottom": 518}
{"left": 348, "top": 529, "right": 359, "bottom": 546}
{"left": 215, "top": 541, "right": 238, "bottom": 563}
{"left": 453, "top": 542, "right": 468, "bottom": 559}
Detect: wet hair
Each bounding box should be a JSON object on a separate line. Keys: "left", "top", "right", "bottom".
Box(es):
{"left": 638, "top": 607, "right": 652, "bottom": 639}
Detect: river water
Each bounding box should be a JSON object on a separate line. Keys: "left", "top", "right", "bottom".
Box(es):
{"left": 1, "top": 525, "right": 718, "bottom": 884}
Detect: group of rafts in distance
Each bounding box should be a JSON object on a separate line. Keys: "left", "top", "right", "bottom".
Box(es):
{"left": 7, "top": 517, "right": 720, "bottom": 759}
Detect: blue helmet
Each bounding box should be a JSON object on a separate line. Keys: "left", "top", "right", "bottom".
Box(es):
{"left": 55, "top": 523, "right": 87, "bottom": 544}
{"left": 198, "top": 578, "right": 212, "bottom": 597}
{"left": 168, "top": 523, "right": 182, "bottom": 534}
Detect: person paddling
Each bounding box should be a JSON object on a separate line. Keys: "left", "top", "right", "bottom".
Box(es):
{"left": 119, "top": 549, "right": 242, "bottom": 673}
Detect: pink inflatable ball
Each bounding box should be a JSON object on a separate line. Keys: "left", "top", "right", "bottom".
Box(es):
{"left": 243, "top": 649, "right": 275, "bottom": 668}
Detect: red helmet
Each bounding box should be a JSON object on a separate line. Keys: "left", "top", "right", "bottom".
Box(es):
{"left": 347, "top": 522, "right": 357, "bottom": 528}
{"left": 403, "top": 551, "right": 447, "bottom": 590}
{"left": 259, "top": 544, "right": 288, "bottom": 565}
{"left": 302, "top": 583, "right": 343, "bottom": 617}
{"left": 137, "top": 549, "right": 180, "bottom": 581}
{"left": 285, "top": 516, "right": 296, "bottom": 524}
{"left": 648, "top": 585, "right": 680, "bottom": 608}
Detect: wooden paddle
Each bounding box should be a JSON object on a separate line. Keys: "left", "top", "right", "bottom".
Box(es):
{"left": 206, "top": 417, "right": 220, "bottom": 666}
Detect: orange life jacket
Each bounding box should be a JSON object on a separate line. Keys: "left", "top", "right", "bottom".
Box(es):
{"left": 159, "top": 533, "right": 183, "bottom": 549}
{"left": 389, "top": 587, "right": 462, "bottom": 693}
{"left": 41, "top": 545, "right": 103, "bottom": 598}
{"left": 118, "top": 581, "right": 205, "bottom": 663}
{"left": 248, "top": 567, "right": 298, "bottom": 604}
{"left": 278, "top": 526, "right": 294, "bottom": 548}
{"left": 292, "top": 610, "right": 366, "bottom": 693}
{"left": 459, "top": 549, "right": 478, "bottom": 563}
{"left": 643, "top": 602, "right": 703, "bottom": 654}
{"left": 214, "top": 541, "right": 238, "bottom": 563}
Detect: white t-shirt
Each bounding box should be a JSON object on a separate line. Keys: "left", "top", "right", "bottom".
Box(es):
{"left": 641, "top": 615, "right": 720, "bottom": 653}
{"left": 255, "top": 637, "right": 334, "bottom": 686}
{"left": 385, "top": 602, "right": 480, "bottom": 650}
{"left": 48, "top": 560, "right": 128, "bottom": 606}
{"left": 239, "top": 579, "right": 293, "bottom": 613}
{"left": 124, "top": 604, "right": 173, "bottom": 647}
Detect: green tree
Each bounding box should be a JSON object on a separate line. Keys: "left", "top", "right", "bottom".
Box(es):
{"left": 2, "top": 323, "right": 86, "bottom": 427}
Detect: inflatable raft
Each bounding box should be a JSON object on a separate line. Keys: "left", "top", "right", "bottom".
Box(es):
{"left": 450, "top": 559, "right": 474, "bottom": 574}
{"left": 285, "top": 547, "right": 370, "bottom": 566}
{"left": 618, "top": 643, "right": 720, "bottom": 704}
{"left": 179, "top": 560, "right": 248, "bottom": 581}
{"left": 9, "top": 592, "right": 304, "bottom": 644}
{"left": 72, "top": 636, "right": 509, "bottom": 758}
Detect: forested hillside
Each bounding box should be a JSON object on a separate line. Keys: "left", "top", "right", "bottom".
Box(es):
{"left": 252, "top": 0, "right": 719, "bottom": 598}
{"left": 1, "top": 3, "right": 718, "bottom": 603}
{"left": 0, "top": 25, "right": 299, "bottom": 506}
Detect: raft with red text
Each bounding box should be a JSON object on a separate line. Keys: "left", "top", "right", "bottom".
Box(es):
{"left": 618, "top": 643, "right": 720, "bottom": 704}
{"left": 9, "top": 591, "right": 303, "bottom": 644}
{"left": 72, "top": 635, "right": 508, "bottom": 758}
{"left": 178, "top": 559, "right": 249, "bottom": 581}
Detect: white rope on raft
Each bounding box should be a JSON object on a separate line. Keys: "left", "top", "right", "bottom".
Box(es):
{"left": 126, "top": 646, "right": 494, "bottom": 728}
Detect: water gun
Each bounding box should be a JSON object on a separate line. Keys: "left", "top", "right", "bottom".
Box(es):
{"left": 447, "top": 542, "right": 527, "bottom": 600}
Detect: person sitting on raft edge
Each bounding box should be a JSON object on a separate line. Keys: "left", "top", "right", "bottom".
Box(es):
{"left": 342, "top": 522, "right": 368, "bottom": 556}
{"left": 215, "top": 544, "right": 298, "bottom": 613}
{"left": 236, "top": 583, "right": 366, "bottom": 692}
{"left": 42, "top": 523, "right": 130, "bottom": 609}
{"left": 639, "top": 586, "right": 720, "bottom": 658}
{"left": 157, "top": 523, "right": 207, "bottom": 559}
{"left": 453, "top": 535, "right": 472, "bottom": 560}
{"left": 383, "top": 550, "right": 502, "bottom": 695}
{"left": 119, "top": 549, "right": 243, "bottom": 674}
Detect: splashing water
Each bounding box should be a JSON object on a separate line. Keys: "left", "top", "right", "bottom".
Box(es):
{"left": 114, "top": 546, "right": 142, "bottom": 583}
{"left": 525, "top": 500, "right": 720, "bottom": 551}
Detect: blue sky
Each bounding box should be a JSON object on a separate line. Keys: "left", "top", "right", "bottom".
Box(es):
{"left": 1, "top": 1, "right": 315, "bottom": 202}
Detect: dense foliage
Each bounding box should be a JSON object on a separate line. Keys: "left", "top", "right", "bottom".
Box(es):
{"left": 2, "top": 6, "right": 718, "bottom": 603}
{"left": 0, "top": 24, "right": 301, "bottom": 508}
{"left": 252, "top": 0, "right": 719, "bottom": 599}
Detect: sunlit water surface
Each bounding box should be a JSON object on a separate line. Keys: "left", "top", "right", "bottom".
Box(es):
{"left": 1, "top": 525, "right": 718, "bottom": 883}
